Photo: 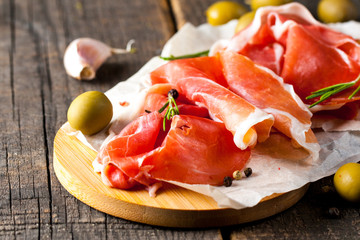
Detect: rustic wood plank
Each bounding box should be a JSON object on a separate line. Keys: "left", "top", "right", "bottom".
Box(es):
{"left": 0, "top": 0, "right": 52, "bottom": 239}
{"left": 0, "top": 1, "right": 16, "bottom": 238}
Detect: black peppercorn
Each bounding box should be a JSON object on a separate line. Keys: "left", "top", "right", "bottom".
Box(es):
{"left": 223, "top": 176, "right": 232, "bottom": 187}
{"left": 168, "top": 89, "right": 179, "bottom": 99}
{"left": 244, "top": 167, "right": 252, "bottom": 177}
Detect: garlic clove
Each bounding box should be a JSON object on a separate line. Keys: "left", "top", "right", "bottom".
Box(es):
{"left": 63, "top": 38, "right": 135, "bottom": 80}
{"left": 63, "top": 38, "right": 111, "bottom": 80}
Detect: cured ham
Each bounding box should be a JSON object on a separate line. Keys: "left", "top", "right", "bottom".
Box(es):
{"left": 92, "top": 3, "right": 355, "bottom": 196}
{"left": 94, "top": 84, "right": 252, "bottom": 194}
{"left": 218, "top": 50, "right": 320, "bottom": 160}
{"left": 150, "top": 56, "right": 275, "bottom": 150}
{"left": 95, "top": 111, "right": 251, "bottom": 193}
{"left": 281, "top": 23, "right": 360, "bottom": 105}
{"left": 143, "top": 83, "right": 210, "bottom": 119}
{"left": 94, "top": 111, "right": 163, "bottom": 189}
{"left": 213, "top": 3, "right": 360, "bottom": 109}
{"left": 140, "top": 115, "right": 251, "bottom": 185}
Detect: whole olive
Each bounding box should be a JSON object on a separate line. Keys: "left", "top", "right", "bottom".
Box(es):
{"left": 249, "top": 0, "right": 292, "bottom": 10}
{"left": 67, "top": 91, "right": 113, "bottom": 135}
{"left": 235, "top": 11, "right": 256, "bottom": 33}
{"left": 206, "top": 1, "right": 248, "bottom": 26}
{"left": 333, "top": 162, "right": 360, "bottom": 202}
{"left": 318, "top": 0, "right": 358, "bottom": 23}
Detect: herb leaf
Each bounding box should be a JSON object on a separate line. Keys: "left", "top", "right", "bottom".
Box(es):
{"left": 160, "top": 50, "right": 209, "bottom": 61}
{"left": 158, "top": 89, "right": 180, "bottom": 131}
{"left": 306, "top": 73, "right": 360, "bottom": 108}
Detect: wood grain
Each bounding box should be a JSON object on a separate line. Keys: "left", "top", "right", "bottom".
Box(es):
{"left": 53, "top": 127, "right": 309, "bottom": 228}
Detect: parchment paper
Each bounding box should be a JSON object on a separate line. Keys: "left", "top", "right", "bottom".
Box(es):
{"left": 62, "top": 20, "right": 360, "bottom": 209}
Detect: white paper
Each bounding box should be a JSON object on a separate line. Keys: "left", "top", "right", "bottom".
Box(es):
{"left": 62, "top": 20, "right": 360, "bottom": 209}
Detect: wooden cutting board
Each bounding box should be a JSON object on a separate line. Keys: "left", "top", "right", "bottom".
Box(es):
{"left": 53, "top": 127, "right": 309, "bottom": 228}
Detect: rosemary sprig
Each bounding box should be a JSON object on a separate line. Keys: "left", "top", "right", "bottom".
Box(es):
{"left": 160, "top": 50, "right": 209, "bottom": 61}
{"left": 306, "top": 73, "right": 360, "bottom": 108}
{"left": 158, "top": 89, "right": 180, "bottom": 130}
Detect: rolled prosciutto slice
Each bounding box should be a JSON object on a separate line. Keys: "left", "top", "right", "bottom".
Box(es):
{"left": 95, "top": 112, "right": 251, "bottom": 194}
{"left": 150, "top": 56, "right": 274, "bottom": 150}
{"left": 218, "top": 50, "right": 320, "bottom": 160}
{"left": 94, "top": 112, "right": 164, "bottom": 189}
{"left": 212, "top": 3, "right": 360, "bottom": 109}
{"left": 140, "top": 115, "right": 251, "bottom": 185}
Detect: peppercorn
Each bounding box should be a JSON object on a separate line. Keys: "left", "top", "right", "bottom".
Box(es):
{"left": 244, "top": 167, "right": 252, "bottom": 177}
{"left": 168, "top": 89, "right": 179, "bottom": 99}
{"left": 223, "top": 176, "right": 232, "bottom": 187}
{"left": 233, "top": 170, "right": 242, "bottom": 180}
{"left": 326, "top": 207, "right": 341, "bottom": 219}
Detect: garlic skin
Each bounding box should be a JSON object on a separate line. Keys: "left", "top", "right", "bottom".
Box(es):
{"left": 63, "top": 38, "right": 135, "bottom": 80}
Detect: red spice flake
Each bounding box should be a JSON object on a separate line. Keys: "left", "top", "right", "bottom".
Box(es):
{"left": 119, "top": 101, "right": 129, "bottom": 107}
{"left": 278, "top": 167, "right": 281, "bottom": 170}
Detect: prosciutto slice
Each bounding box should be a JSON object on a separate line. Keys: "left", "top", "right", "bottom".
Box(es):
{"left": 140, "top": 115, "right": 251, "bottom": 185}
{"left": 94, "top": 111, "right": 163, "bottom": 189}
{"left": 143, "top": 83, "right": 210, "bottom": 119}
{"left": 95, "top": 112, "right": 251, "bottom": 193}
{"left": 218, "top": 50, "right": 320, "bottom": 160}
{"left": 150, "top": 56, "right": 274, "bottom": 150}
{"left": 94, "top": 83, "right": 252, "bottom": 194}
{"left": 213, "top": 3, "right": 360, "bottom": 108}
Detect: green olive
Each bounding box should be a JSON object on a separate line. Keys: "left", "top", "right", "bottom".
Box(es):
{"left": 206, "top": 1, "right": 248, "bottom": 26}
{"left": 235, "top": 10, "right": 256, "bottom": 33}
{"left": 67, "top": 91, "right": 113, "bottom": 135}
{"left": 333, "top": 162, "right": 360, "bottom": 202}
{"left": 249, "top": 0, "right": 292, "bottom": 10}
{"left": 318, "top": 0, "right": 358, "bottom": 23}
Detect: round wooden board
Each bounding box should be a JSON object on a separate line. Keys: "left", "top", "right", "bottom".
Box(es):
{"left": 53, "top": 127, "right": 309, "bottom": 228}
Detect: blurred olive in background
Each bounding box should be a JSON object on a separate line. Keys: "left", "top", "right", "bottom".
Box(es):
{"left": 206, "top": 1, "right": 248, "bottom": 25}
{"left": 317, "top": 0, "right": 358, "bottom": 23}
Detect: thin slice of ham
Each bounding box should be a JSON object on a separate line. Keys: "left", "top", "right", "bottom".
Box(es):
{"left": 95, "top": 83, "right": 252, "bottom": 194}
{"left": 140, "top": 115, "right": 251, "bottom": 185}
{"left": 218, "top": 50, "right": 320, "bottom": 160}
{"left": 150, "top": 56, "right": 274, "bottom": 150}
{"left": 211, "top": 3, "right": 360, "bottom": 109}
{"left": 94, "top": 112, "right": 163, "bottom": 189}
{"left": 95, "top": 112, "right": 251, "bottom": 194}
{"left": 281, "top": 23, "right": 360, "bottom": 104}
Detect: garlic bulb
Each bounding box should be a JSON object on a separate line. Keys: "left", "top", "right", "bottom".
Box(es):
{"left": 63, "top": 38, "right": 135, "bottom": 80}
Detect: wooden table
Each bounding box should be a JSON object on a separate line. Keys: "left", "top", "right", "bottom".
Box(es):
{"left": 1, "top": 0, "right": 359, "bottom": 239}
